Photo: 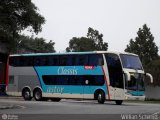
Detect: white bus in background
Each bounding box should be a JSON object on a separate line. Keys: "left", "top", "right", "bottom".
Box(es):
{"left": 6, "top": 51, "right": 153, "bottom": 105}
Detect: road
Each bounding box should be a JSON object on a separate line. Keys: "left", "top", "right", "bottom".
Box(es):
{"left": 0, "top": 98, "right": 160, "bottom": 120}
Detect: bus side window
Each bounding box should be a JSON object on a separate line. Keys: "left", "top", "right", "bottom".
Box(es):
{"left": 88, "top": 54, "right": 104, "bottom": 66}
{"left": 94, "top": 75, "right": 104, "bottom": 85}
{"left": 83, "top": 75, "right": 104, "bottom": 86}
{"left": 83, "top": 75, "right": 94, "bottom": 85}
{"left": 34, "top": 56, "right": 47, "bottom": 66}
{"left": 47, "top": 56, "right": 59, "bottom": 66}
{"left": 19, "top": 57, "right": 25, "bottom": 66}
{"left": 42, "top": 75, "right": 56, "bottom": 85}
{"left": 34, "top": 56, "right": 40, "bottom": 66}
{"left": 9, "top": 57, "right": 16, "bottom": 66}
{"left": 97, "top": 55, "right": 104, "bottom": 65}
{"left": 59, "top": 56, "right": 68, "bottom": 66}
{"left": 78, "top": 55, "right": 88, "bottom": 65}
{"left": 41, "top": 56, "right": 47, "bottom": 66}
{"left": 71, "top": 55, "right": 78, "bottom": 66}
{"left": 69, "top": 76, "right": 83, "bottom": 85}
{"left": 23, "top": 56, "right": 34, "bottom": 66}
{"left": 67, "top": 55, "right": 73, "bottom": 66}
{"left": 53, "top": 56, "right": 59, "bottom": 65}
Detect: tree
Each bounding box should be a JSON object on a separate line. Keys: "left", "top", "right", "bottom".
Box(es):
{"left": 66, "top": 27, "right": 108, "bottom": 52}
{"left": 66, "top": 37, "right": 96, "bottom": 52}
{"left": 87, "top": 27, "right": 108, "bottom": 51}
{"left": 145, "top": 59, "right": 160, "bottom": 86}
{"left": 0, "top": 0, "right": 45, "bottom": 53}
{"left": 125, "top": 24, "right": 159, "bottom": 65}
{"left": 17, "top": 35, "right": 55, "bottom": 53}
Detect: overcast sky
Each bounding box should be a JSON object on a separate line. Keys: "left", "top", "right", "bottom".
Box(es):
{"left": 31, "top": 0, "right": 160, "bottom": 54}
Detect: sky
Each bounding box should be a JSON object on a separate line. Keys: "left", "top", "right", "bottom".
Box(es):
{"left": 31, "top": 0, "right": 160, "bottom": 54}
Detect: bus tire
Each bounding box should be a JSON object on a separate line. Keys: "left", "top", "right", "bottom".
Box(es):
{"left": 33, "top": 88, "right": 43, "bottom": 101}
{"left": 115, "top": 100, "right": 123, "bottom": 105}
{"left": 97, "top": 91, "right": 105, "bottom": 104}
{"left": 50, "top": 98, "right": 61, "bottom": 102}
{"left": 22, "top": 88, "right": 32, "bottom": 101}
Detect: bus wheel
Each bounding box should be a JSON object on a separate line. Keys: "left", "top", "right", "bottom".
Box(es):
{"left": 50, "top": 98, "right": 61, "bottom": 102}
{"left": 22, "top": 88, "right": 32, "bottom": 101}
{"left": 97, "top": 91, "right": 105, "bottom": 104}
{"left": 115, "top": 100, "right": 123, "bottom": 105}
{"left": 34, "top": 89, "right": 42, "bottom": 101}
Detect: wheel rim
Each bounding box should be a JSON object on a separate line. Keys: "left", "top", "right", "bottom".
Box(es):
{"left": 98, "top": 93, "right": 102, "bottom": 101}
{"left": 35, "top": 91, "right": 41, "bottom": 100}
{"left": 24, "top": 91, "right": 30, "bottom": 99}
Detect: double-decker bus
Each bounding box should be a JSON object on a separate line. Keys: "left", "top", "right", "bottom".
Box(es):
{"left": 0, "top": 53, "right": 8, "bottom": 95}
{"left": 6, "top": 51, "right": 153, "bottom": 105}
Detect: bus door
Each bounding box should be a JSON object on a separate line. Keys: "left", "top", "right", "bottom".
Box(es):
{"left": 7, "top": 74, "right": 19, "bottom": 95}
{"left": 105, "top": 53, "right": 125, "bottom": 100}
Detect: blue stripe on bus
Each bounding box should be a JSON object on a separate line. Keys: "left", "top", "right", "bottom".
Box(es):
{"left": 34, "top": 66, "right": 103, "bottom": 75}
{"left": 128, "top": 91, "right": 144, "bottom": 96}
{"left": 11, "top": 51, "right": 97, "bottom": 57}
{"left": 34, "top": 66, "right": 108, "bottom": 95}
{"left": 33, "top": 66, "right": 42, "bottom": 89}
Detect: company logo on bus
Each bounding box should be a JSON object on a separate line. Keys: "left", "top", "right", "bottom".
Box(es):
{"left": 84, "top": 66, "right": 95, "bottom": 70}
{"left": 58, "top": 67, "right": 78, "bottom": 75}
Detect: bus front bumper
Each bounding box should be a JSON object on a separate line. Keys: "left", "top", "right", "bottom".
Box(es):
{"left": 125, "top": 95, "right": 145, "bottom": 101}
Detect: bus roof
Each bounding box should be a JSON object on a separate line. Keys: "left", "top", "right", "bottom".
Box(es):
{"left": 10, "top": 51, "right": 138, "bottom": 57}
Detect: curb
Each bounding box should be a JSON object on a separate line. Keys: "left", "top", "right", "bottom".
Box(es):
{"left": 0, "top": 96, "right": 23, "bottom": 99}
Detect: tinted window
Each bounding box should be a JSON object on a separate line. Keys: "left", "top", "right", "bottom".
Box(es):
{"left": 25, "top": 56, "right": 34, "bottom": 66}
{"left": 42, "top": 75, "right": 104, "bottom": 86}
{"left": 47, "top": 56, "right": 59, "bottom": 66}
{"left": 120, "top": 54, "right": 143, "bottom": 70}
{"left": 34, "top": 56, "right": 47, "bottom": 66}
{"left": 59, "top": 56, "right": 68, "bottom": 66}
{"left": 9, "top": 57, "right": 18, "bottom": 66}
{"left": 105, "top": 53, "right": 123, "bottom": 88}
{"left": 88, "top": 54, "right": 104, "bottom": 65}
{"left": 9, "top": 56, "right": 34, "bottom": 66}
{"left": 78, "top": 55, "right": 88, "bottom": 65}
{"left": 9, "top": 54, "right": 104, "bottom": 67}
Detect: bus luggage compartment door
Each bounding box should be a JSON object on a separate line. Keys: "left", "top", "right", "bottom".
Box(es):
{"left": 7, "top": 76, "right": 19, "bottom": 96}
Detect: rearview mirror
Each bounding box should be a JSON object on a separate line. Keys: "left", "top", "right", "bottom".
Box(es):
{"left": 146, "top": 73, "right": 153, "bottom": 83}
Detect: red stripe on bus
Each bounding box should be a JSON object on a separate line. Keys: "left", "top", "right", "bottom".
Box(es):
{"left": 102, "top": 67, "right": 110, "bottom": 100}
{"left": 5, "top": 56, "right": 9, "bottom": 87}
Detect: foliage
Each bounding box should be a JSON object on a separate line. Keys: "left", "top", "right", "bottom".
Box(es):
{"left": 17, "top": 35, "right": 55, "bottom": 53}
{"left": 145, "top": 59, "right": 160, "bottom": 86}
{"left": 66, "top": 37, "right": 96, "bottom": 52}
{"left": 66, "top": 27, "right": 108, "bottom": 52}
{"left": 125, "top": 24, "right": 158, "bottom": 65}
{"left": 87, "top": 27, "right": 108, "bottom": 51}
{"left": 0, "top": 0, "right": 45, "bottom": 53}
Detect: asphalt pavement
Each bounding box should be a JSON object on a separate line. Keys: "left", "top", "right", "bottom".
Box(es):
{"left": 0, "top": 96, "right": 160, "bottom": 120}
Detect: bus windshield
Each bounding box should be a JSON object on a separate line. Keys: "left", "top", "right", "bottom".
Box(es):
{"left": 120, "top": 54, "right": 143, "bottom": 70}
